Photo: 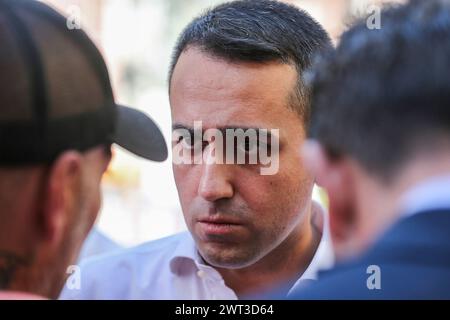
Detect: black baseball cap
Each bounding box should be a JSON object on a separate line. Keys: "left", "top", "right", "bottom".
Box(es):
{"left": 0, "top": 0, "right": 168, "bottom": 165}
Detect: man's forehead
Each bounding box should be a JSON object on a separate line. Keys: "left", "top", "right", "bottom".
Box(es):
{"left": 170, "top": 47, "right": 298, "bottom": 97}
{"left": 170, "top": 91, "right": 285, "bottom": 129}
{"left": 170, "top": 48, "right": 303, "bottom": 134}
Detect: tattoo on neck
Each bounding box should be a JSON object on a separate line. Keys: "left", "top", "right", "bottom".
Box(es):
{"left": 0, "top": 251, "right": 30, "bottom": 289}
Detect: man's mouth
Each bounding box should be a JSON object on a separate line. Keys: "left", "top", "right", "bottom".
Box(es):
{"left": 197, "top": 216, "right": 245, "bottom": 236}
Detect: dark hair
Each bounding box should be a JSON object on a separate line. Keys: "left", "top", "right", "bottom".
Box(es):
{"left": 168, "top": 0, "right": 332, "bottom": 122}
{"left": 308, "top": 0, "right": 450, "bottom": 181}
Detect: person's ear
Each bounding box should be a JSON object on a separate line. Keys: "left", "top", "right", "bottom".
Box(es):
{"left": 301, "top": 140, "right": 358, "bottom": 260}
{"left": 40, "top": 151, "right": 83, "bottom": 245}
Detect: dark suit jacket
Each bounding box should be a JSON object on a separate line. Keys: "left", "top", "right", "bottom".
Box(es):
{"left": 289, "top": 209, "right": 450, "bottom": 299}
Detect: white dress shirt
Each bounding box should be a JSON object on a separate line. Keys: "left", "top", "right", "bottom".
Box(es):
{"left": 77, "top": 228, "right": 122, "bottom": 261}
{"left": 399, "top": 175, "right": 450, "bottom": 218}
{"left": 60, "top": 216, "right": 334, "bottom": 300}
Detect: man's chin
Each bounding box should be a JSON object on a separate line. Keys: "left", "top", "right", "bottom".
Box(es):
{"left": 198, "top": 245, "right": 259, "bottom": 269}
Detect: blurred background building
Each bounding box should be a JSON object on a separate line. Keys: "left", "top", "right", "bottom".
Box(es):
{"left": 38, "top": 0, "right": 405, "bottom": 248}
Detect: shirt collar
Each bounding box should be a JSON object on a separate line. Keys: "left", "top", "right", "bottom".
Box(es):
{"left": 299, "top": 222, "right": 334, "bottom": 280}
{"left": 400, "top": 175, "right": 450, "bottom": 218}
{"left": 169, "top": 232, "right": 203, "bottom": 276}
{"left": 288, "top": 208, "right": 335, "bottom": 294}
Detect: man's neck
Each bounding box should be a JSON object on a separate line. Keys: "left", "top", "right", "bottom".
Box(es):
{"left": 215, "top": 205, "right": 323, "bottom": 298}
{"left": 0, "top": 250, "right": 30, "bottom": 290}
{"left": 0, "top": 249, "right": 57, "bottom": 299}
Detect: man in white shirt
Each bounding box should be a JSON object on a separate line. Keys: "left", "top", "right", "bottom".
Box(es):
{"left": 77, "top": 228, "right": 122, "bottom": 261}
{"left": 61, "top": 0, "right": 334, "bottom": 299}
{"left": 61, "top": 203, "right": 333, "bottom": 299}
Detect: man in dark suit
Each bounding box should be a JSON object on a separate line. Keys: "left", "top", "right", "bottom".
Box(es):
{"left": 290, "top": 0, "right": 450, "bottom": 299}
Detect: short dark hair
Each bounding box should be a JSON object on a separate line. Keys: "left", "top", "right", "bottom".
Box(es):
{"left": 308, "top": 0, "right": 450, "bottom": 181}
{"left": 168, "top": 0, "right": 332, "bottom": 123}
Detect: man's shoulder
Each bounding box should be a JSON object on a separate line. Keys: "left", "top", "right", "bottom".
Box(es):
{"left": 0, "top": 291, "right": 46, "bottom": 300}
{"left": 80, "top": 231, "right": 192, "bottom": 270}
{"left": 60, "top": 231, "right": 194, "bottom": 299}
{"left": 290, "top": 213, "right": 450, "bottom": 300}
{"left": 291, "top": 259, "right": 450, "bottom": 299}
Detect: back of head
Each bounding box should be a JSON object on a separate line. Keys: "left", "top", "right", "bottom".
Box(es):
{"left": 0, "top": 0, "right": 114, "bottom": 298}
{"left": 169, "top": 0, "right": 333, "bottom": 123}
{"left": 308, "top": 0, "right": 450, "bottom": 181}
{"left": 0, "top": 0, "right": 167, "bottom": 299}
{"left": 301, "top": 0, "right": 450, "bottom": 261}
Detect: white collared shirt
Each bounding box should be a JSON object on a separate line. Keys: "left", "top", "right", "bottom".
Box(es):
{"left": 60, "top": 221, "right": 334, "bottom": 300}
{"left": 399, "top": 175, "right": 450, "bottom": 218}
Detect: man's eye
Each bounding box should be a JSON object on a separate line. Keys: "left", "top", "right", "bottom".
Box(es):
{"left": 235, "top": 137, "right": 264, "bottom": 154}
{"left": 178, "top": 136, "right": 192, "bottom": 148}
{"left": 179, "top": 136, "right": 203, "bottom": 150}
{"left": 241, "top": 138, "right": 258, "bottom": 153}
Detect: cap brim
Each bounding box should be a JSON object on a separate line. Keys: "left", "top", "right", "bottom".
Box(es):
{"left": 113, "top": 105, "right": 168, "bottom": 162}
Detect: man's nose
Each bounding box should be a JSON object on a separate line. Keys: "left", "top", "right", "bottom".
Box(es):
{"left": 198, "top": 148, "right": 234, "bottom": 202}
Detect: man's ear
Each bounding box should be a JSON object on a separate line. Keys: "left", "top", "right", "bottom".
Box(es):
{"left": 40, "top": 151, "right": 83, "bottom": 245}
{"left": 301, "top": 140, "right": 358, "bottom": 260}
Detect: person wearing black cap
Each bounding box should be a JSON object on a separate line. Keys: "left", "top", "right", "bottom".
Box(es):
{"left": 0, "top": 0, "right": 167, "bottom": 299}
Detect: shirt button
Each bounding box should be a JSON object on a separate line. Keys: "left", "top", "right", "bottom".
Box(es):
{"left": 197, "top": 270, "right": 206, "bottom": 278}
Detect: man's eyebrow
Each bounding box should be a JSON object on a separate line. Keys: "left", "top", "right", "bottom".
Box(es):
{"left": 223, "top": 127, "right": 275, "bottom": 140}
{"left": 172, "top": 124, "right": 275, "bottom": 139}
{"left": 172, "top": 124, "right": 272, "bottom": 132}
{"left": 172, "top": 123, "right": 192, "bottom": 131}
{"left": 223, "top": 126, "right": 272, "bottom": 133}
